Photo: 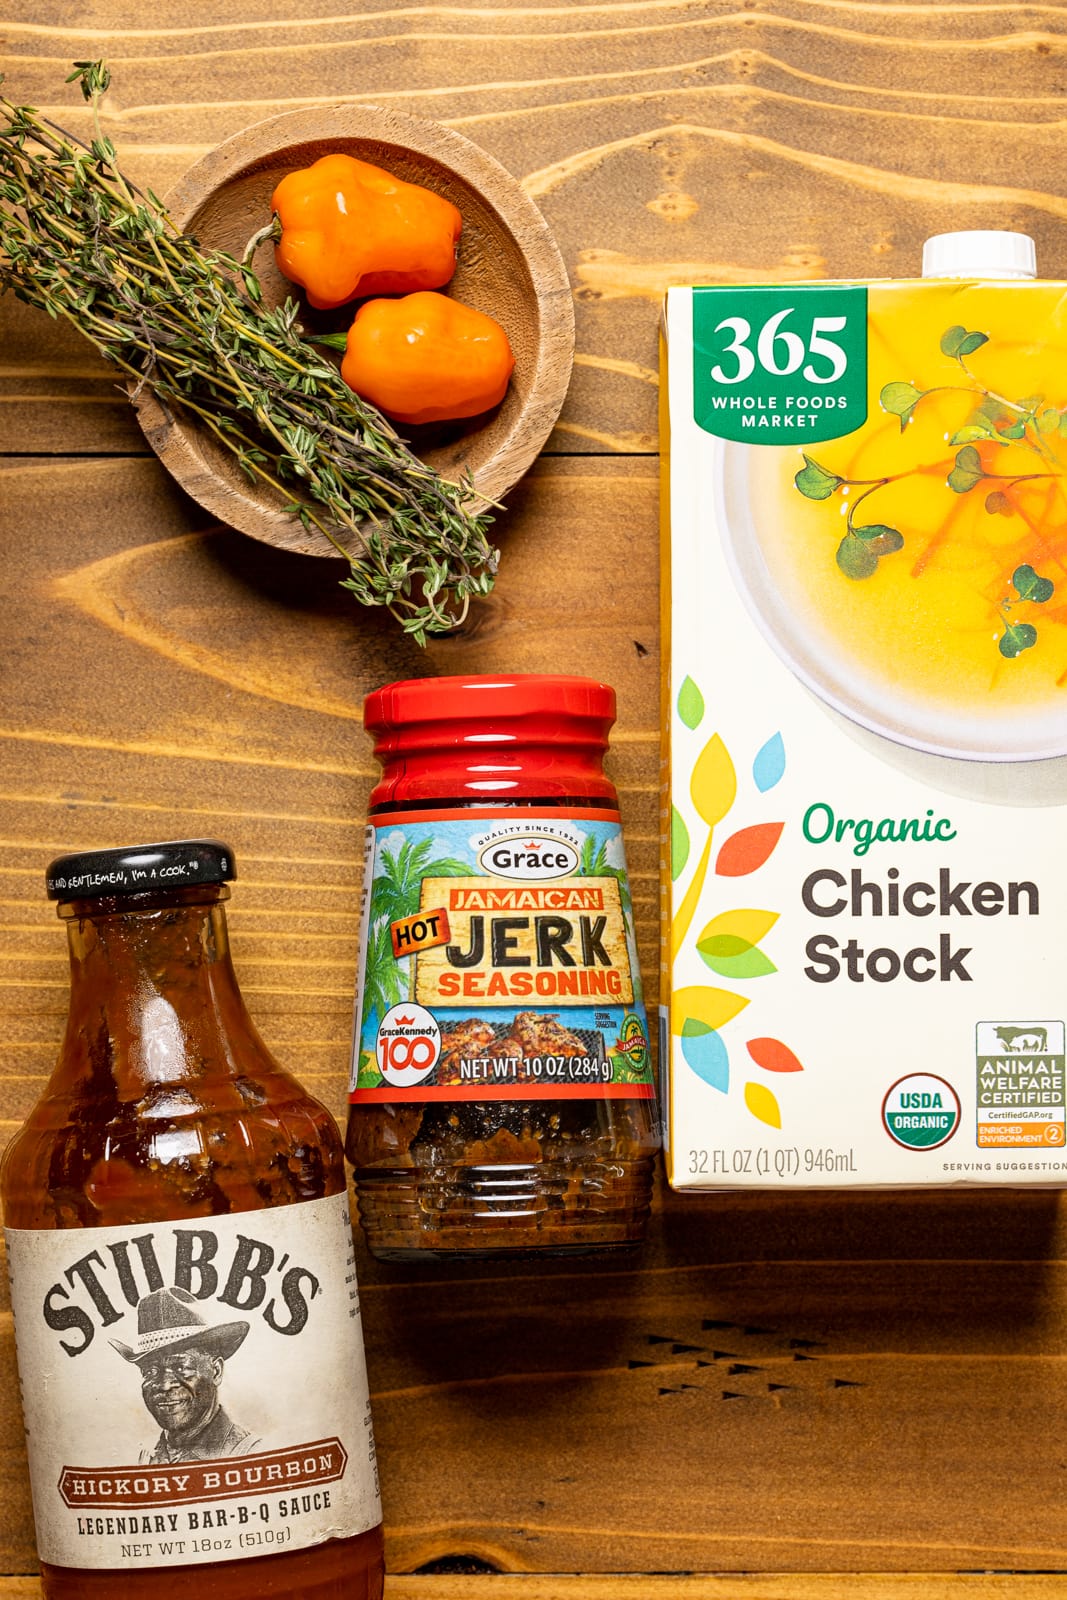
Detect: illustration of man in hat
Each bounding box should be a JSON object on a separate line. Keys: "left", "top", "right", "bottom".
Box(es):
{"left": 111, "top": 1286, "right": 262, "bottom": 1464}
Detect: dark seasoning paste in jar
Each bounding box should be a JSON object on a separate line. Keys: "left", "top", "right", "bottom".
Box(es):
{"left": 1, "top": 840, "right": 384, "bottom": 1600}
{"left": 346, "top": 675, "right": 660, "bottom": 1259}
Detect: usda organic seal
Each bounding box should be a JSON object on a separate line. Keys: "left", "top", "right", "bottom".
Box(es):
{"left": 882, "top": 1073, "right": 961, "bottom": 1151}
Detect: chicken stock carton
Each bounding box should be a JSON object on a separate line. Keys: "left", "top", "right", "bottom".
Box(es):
{"left": 660, "top": 237, "right": 1067, "bottom": 1189}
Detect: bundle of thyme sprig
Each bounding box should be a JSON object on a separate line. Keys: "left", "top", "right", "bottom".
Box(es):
{"left": 0, "top": 62, "right": 499, "bottom": 641}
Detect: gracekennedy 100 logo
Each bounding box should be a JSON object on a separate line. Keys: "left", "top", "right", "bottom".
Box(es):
{"left": 474, "top": 823, "right": 582, "bottom": 882}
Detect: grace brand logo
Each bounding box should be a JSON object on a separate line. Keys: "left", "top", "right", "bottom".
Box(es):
{"left": 41, "top": 1227, "right": 322, "bottom": 1359}
{"left": 477, "top": 831, "right": 580, "bottom": 881}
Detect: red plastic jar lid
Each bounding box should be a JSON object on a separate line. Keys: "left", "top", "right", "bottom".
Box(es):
{"left": 364, "top": 674, "right": 619, "bottom": 807}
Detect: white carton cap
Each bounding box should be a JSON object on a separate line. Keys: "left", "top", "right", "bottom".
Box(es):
{"left": 922, "top": 230, "right": 1037, "bottom": 280}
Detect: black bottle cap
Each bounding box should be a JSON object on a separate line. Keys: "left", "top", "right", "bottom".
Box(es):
{"left": 45, "top": 840, "right": 236, "bottom": 901}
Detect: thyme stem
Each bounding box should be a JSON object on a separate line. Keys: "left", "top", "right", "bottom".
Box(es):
{"left": 0, "top": 62, "right": 499, "bottom": 641}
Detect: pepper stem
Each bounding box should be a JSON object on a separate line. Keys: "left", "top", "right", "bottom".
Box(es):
{"left": 309, "top": 332, "right": 350, "bottom": 353}
{"left": 241, "top": 214, "right": 282, "bottom": 266}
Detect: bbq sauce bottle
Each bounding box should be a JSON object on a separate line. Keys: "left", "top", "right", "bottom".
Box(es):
{"left": 1, "top": 840, "right": 384, "bottom": 1599}
{"left": 347, "top": 674, "right": 660, "bottom": 1260}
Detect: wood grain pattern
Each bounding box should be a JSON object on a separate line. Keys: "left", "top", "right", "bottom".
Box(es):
{"left": 6, "top": 3, "right": 1067, "bottom": 455}
{"left": 369, "top": 1586, "right": 1067, "bottom": 1600}
{"left": 6, "top": 0, "right": 1067, "bottom": 1590}
{"left": 5, "top": 1223, "right": 1067, "bottom": 1574}
{"left": 0, "top": 447, "right": 659, "bottom": 1132}
{"left": 6, "top": 447, "right": 1067, "bottom": 1577}
{"left": 5, "top": 1583, "right": 1067, "bottom": 1600}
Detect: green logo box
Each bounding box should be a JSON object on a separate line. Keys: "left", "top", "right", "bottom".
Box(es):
{"left": 692, "top": 285, "right": 868, "bottom": 445}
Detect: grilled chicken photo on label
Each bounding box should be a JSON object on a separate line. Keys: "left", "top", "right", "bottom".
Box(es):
{"left": 438, "top": 1019, "right": 497, "bottom": 1068}
{"left": 511, "top": 1011, "right": 588, "bottom": 1059}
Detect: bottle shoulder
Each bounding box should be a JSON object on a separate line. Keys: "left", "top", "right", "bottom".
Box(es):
{"left": 1, "top": 1064, "right": 346, "bottom": 1229}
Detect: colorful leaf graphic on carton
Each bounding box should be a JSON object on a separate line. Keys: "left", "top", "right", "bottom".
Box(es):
{"left": 880, "top": 380, "right": 922, "bottom": 431}
{"left": 681, "top": 1027, "right": 729, "bottom": 1092}
{"left": 671, "top": 733, "right": 737, "bottom": 957}
{"left": 699, "top": 942, "right": 777, "bottom": 979}
{"left": 696, "top": 909, "right": 779, "bottom": 979}
{"left": 671, "top": 986, "right": 749, "bottom": 1033}
{"left": 677, "top": 675, "right": 705, "bottom": 730}
{"left": 699, "top": 909, "right": 779, "bottom": 947}
{"left": 671, "top": 806, "right": 691, "bottom": 882}
{"left": 752, "top": 732, "right": 785, "bottom": 793}
{"left": 746, "top": 1037, "right": 805, "bottom": 1074}
{"left": 669, "top": 726, "right": 804, "bottom": 1132}
{"left": 691, "top": 732, "right": 737, "bottom": 825}
{"left": 744, "top": 1081, "right": 782, "bottom": 1129}
{"left": 715, "top": 822, "right": 784, "bottom": 877}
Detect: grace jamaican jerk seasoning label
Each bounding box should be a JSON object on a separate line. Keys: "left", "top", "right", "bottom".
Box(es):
{"left": 349, "top": 809, "right": 654, "bottom": 1103}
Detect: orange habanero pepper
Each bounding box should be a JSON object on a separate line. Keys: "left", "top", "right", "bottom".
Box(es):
{"left": 340, "top": 292, "right": 516, "bottom": 426}
{"left": 271, "top": 154, "right": 462, "bottom": 311}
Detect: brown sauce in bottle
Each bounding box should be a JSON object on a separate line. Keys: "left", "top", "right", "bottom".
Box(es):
{"left": 2, "top": 841, "right": 384, "bottom": 1599}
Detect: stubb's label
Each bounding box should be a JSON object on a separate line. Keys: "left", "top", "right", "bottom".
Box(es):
{"left": 350, "top": 808, "right": 653, "bottom": 1102}
{"left": 6, "top": 1195, "right": 381, "bottom": 1569}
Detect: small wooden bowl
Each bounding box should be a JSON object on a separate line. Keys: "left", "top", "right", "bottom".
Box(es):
{"left": 133, "top": 105, "right": 574, "bottom": 558}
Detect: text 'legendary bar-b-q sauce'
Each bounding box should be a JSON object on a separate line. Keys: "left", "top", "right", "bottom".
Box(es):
{"left": 1, "top": 840, "right": 384, "bottom": 1599}
{"left": 347, "top": 674, "right": 660, "bottom": 1259}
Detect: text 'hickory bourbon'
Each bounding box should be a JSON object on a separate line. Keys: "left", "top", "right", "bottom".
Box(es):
{"left": 2, "top": 840, "right": 384, "bottom": 1600}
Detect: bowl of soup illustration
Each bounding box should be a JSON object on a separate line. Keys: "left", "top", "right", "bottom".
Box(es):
{"left": 717, "top": 289, "right": 1067, "bottom": 763}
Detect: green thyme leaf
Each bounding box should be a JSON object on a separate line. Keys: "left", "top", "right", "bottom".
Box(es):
{"left": 998, "top": 420, "right": 1027, "bottom": 440}
{"left": 1012, "top": 564, "right": 1055, "bottom": 604}
{"left": 985, "top": 490, "right": 1012, "bottom": 516}
{"left": 795, "top": 455, "right": 843, "bottom": 500}
{"left": 948, "top": 445, "right": 984, "bottom": 494}
{"left": 836, "top": 534, "right": 879, "bottom": 580}
{"left": 66, "top": 61, "right": 111, "bottom": 99}
{"left": 310, "top": 331, "right": 349, "bottom": 353}
{"left": 0, "top": 62, "right": 499, "bottom": 639}
{"left": 1038, "top": 408, "right": 1061, "bottom": 435}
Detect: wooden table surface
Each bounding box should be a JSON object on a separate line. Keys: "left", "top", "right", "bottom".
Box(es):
{"left": 4, "top": 2, "right": 1067, "bottom": 1593}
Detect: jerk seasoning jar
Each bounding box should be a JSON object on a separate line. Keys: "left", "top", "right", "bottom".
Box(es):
{"left": 1, "top": 840, "right": 383, "bottom": 1600}
{"left": 346, "top": 675, "right": 660, "bottom": 1260}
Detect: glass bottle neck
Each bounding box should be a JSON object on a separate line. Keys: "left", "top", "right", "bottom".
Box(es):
{"left": 58, "top": 886, "right": 252, "bottom": 1095}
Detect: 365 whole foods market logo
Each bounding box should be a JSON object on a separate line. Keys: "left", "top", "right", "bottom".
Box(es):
{"left": 475, "top": 824, "right": 582, "bottom": 881}
{"left": 692, "top": 285, "right": 867, "bottom": 445}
